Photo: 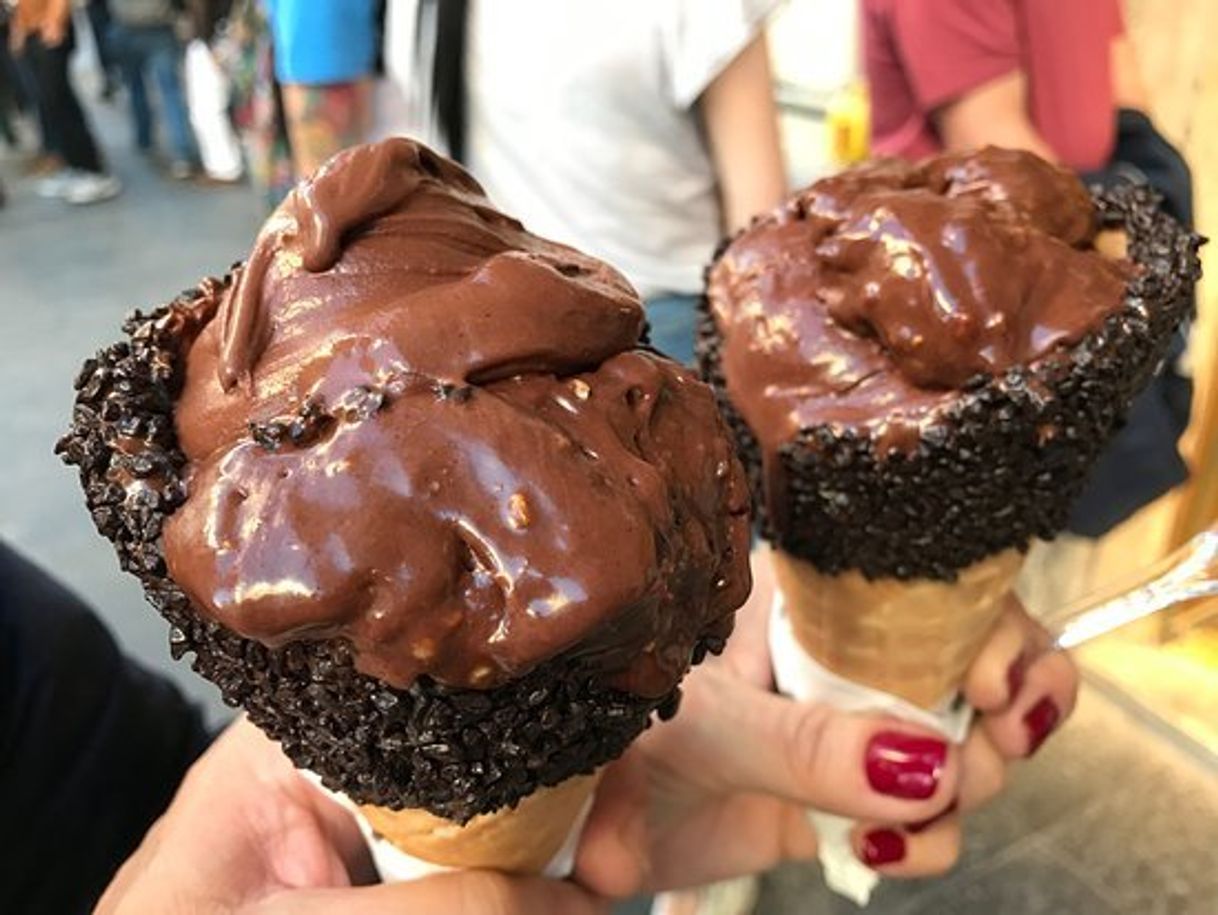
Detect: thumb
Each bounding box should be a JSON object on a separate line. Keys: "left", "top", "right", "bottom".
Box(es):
{"left": 683, "top": 666, "right": 960, "bottom": 824}
{"left": 254, "top": 870, "right": 609, "bottom": 915}
{"left": 574, "top": 751, "right": 651, "bottom": 899}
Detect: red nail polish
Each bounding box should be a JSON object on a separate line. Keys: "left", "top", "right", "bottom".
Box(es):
{"left": 1006, "top": 653, "right": 1027, "bottom": 702}
{"left": 908, "top": 800, "right": 958, "bottom": 834}
{"left": 860, "top": 829, "right": 906, "bottom": 866}
{"left": 865, "top": 732, "right": 947, "bottom": 799}
{"left": 1023, "top": 697, "right": 1060, "bottom": 755}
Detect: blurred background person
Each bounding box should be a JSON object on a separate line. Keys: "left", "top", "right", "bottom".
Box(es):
{"left": 83, "top": 0, "right": 119, "bottom": 101}
{"left": 107, "top": 0, "right": 200, "bottom": 178}
{"left": 861, "top": 0, "right": 1194, "bottom": 611}
{"left": 865, "top": 0, "right": 1127, "bottom": 170}
{"left": 181, "top": 0, "right": 243, "bottom": 183}
{"left": 213, "top": 0, "right": 376, "bottom": 207}
{"left": 381, "top": 0, "right": 787, "bottom": 366}
{"left": 1, "top": 2, "right": 22, "bottom": 202}
{"left": 210, "top": 0, "right": 292, "bottom": 204}
{"left": 264, "top": 0, "right": 377, "bottom": 180}
{"left": 10, "top": 0, "right": 121, "bottom": 203}
{"left": 862, "top": 0, "right": 1190, "bottom": 220}
{"left": 2, "top": 0, "right": 62, "bottom": 176}
{"left": 0, "top": 3, "right": 30, "bottom": 150}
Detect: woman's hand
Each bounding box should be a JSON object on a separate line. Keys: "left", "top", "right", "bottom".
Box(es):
{"left": 576, "top": 551, "right": 1079, "bottom": 894}
{"left": 97, "top": 718, "right": 607, "bottom": 914}
{"left": 98, "top": 550, "right": 1077, "bottom": 910}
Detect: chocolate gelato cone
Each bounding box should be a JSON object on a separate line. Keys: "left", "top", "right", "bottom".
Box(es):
{"left": 701, "top": 147, "right": 1201, "bottom": 707}
{"left": 58, "top": 139, "right": 751, "bottom": 844}
{"left": 770, "top": 550, "right": 1021, "bottom": 708}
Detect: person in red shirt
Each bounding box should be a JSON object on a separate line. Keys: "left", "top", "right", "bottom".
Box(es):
{"left": 862, "top": 0, "right": 1194, "bottom": 599}
{"left": 862, "top": 0, "right": 1145, "bottom": 172}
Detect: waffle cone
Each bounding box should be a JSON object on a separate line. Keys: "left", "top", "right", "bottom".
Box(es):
{"left": 360, "top": 773, "right": 600, "bottom": 875}
{"left": 771, "top": 549, "right": 1023, "bottom": 709}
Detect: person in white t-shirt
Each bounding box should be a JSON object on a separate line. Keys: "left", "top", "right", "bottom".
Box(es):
{"left": 379, "top": 0, "right": 787, "bottom": 365}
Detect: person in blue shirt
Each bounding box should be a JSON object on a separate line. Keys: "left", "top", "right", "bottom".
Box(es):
{"left": 263, "top": 0, "right": 379, "bottom": 179}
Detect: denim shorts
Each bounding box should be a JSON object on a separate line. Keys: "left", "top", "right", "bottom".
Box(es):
{"left": 643, "top": 294, "right": 700, "bottom": 367}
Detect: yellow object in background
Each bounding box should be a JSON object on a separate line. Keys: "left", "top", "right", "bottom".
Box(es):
{"left": 826, "top": 81, "right": 870, "bottom": 165}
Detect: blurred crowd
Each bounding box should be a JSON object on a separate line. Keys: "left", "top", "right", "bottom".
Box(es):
{"left": 0, "top": 0, "right": 234, "bottom": 203}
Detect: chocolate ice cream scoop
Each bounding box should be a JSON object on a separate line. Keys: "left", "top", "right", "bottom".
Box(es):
{"left": 164, "top": 139, "right": 748, "bottom": 698}
{"left": 709, "top": 147, "right": 1130, "bottom": 455}
{"left": 60, "top": 139, "right": 750, "bottom": 820}
{"left": 701, "top": 147, "right": 1200, "bottom": 580}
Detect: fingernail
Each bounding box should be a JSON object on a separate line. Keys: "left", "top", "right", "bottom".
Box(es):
{"left": 908, "top": 800, "right": 958, "bottom": 834}
{"left": 1023, "top": 697, "right": 1061, "bottom": 756}
{"left": 865, "top": 732, "right": 947, "bottom": 799}
{"left": 1006, "top": 653, "right": 1027, "bottom": 702}
{"left": 859, "top": 828, "right": 906, "bottom": 866}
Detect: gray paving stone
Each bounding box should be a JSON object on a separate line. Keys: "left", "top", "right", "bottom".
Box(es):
{"left": 757, "top": 844, "right": 1121, "bottom": 914}
{"left": 1038, "top": 765, "right": 1218, "bottom": 914}
{"left": 897, "top": 846, "right": 1120, "bottom": 915}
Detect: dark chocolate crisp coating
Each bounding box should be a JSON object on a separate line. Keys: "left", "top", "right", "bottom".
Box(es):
{"left": 58, "top": 289, "right": 705, "bottom": 823}
{"left": 699, "top": 184, "right": 1201, "bottom": 581}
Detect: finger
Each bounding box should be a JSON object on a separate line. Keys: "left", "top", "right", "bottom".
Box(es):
{"left": 589, "top": 790, "right": 816, "bottom": 893}
{"left": 718, "top": 547, "right": 775, "bottom": 686}
{"left": 578, "top": 752, "right": 821, "bottom": 895}
{"left": 852, "top": 817, "right": 961, "bottom": 878}
{"left": 225, "top": 720, "right": 370, "bottom": 882}
{"left": 254, "top": 871, "right": 609, "bottom": 915}
{"left": 575, "top": 753, "right": 651, "bottom": 898}
{"left": 679, "top": 672, "right": 960, "bottom": 823}
{"left": 173, "top": 719, "right": 354, "bottom": 892}
{"left": 93, "top": 818, "right": 167, "bottom": 915}
{"left": 642, "top": 793, "right": 817, "bottom": 890}
{"left": 983, "top": 646, "right": 1078, "bottom": 759}
{"left": 956, "top": 724, "right": 1007, "bottom": 813}
{"left": 296, "top": 774, "right": 378, "bottom": 885}
{"left": 962, "top": 596, "right": 1029, "bottom": 712}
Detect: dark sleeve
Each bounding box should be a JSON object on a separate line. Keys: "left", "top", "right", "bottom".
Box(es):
{"left": 0, "top": 542, "right": 212, "bottom": 915}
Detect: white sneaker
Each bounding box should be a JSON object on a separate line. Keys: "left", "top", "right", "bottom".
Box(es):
{"left": 64, "top": 172, "right": 122, "bottom": 205}
{"left": 36, "top": 169, "right": 78, "bottom": 198}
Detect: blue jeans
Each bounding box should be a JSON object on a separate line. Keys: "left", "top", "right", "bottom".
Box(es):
{"left": 644, "top": 294, "right": 699, "bottom": 367}
{"left": 108, "top": 24, "right": 197, "bottom": 163}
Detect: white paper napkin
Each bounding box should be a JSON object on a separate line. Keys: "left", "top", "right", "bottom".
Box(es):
{"left": 769, "top": 593, "right": 972, "bottom": 905}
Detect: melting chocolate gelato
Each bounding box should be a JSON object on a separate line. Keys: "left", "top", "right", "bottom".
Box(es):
{"left": 162, "top": 139, "right": 750, "bottom": 698}
{"left": 707, "top": 147, "right": 1131, "bottom": 459}
{"left": 700, "top": 148, "right": 1200, "bottom": 581}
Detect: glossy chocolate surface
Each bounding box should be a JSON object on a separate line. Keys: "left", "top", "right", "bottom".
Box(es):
{"left": 707, "top": 148, "right": 1131, "bottom": 458}
{"left": 163, "top": 139, "right": 751, "bottom": 697}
